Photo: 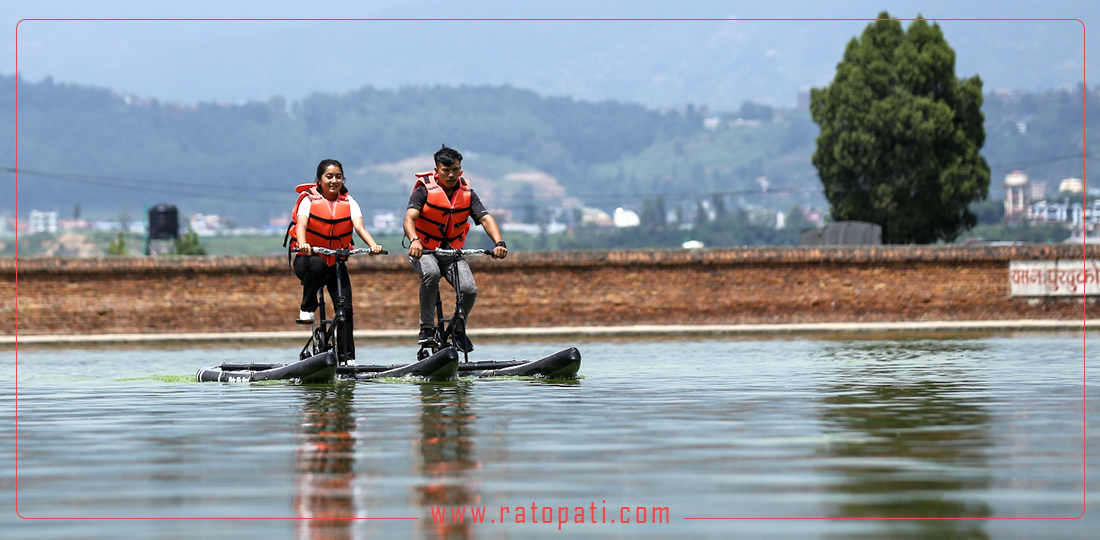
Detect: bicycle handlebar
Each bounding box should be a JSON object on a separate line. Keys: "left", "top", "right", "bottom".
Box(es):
{"left": 422, "top": 248, "right": 490, "bottom": 256}
{"left": 309, "top": 247, "right": 389, "bottom": 256}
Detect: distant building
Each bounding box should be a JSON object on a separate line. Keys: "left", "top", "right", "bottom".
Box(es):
{"left": 58, "top": 218, "right": 91, "bottom": 231}
{"left": 1004, "top": 170, "right": 1029, "bottom": 219}
{"left": 1030, "top": 199, "right": 1100, "bottom": 228}
{"left": 613, "top": 207, "right": 640, "bottom": 228}
{"left": 1058, "top": 178, "right": 1084, "bottom": 194}
{"left": 28, "top": 210, "right": 58, "bottom": 234}
{"left": 1029, "top": 201, "right": 1068, "bottom": 223}
{"left": 1030, "top": 181, "right": 1047, "bottom": 200}
{"left": 729, "top": 118, "right": 762, "bottom": 127}
{"left": 580, "top": 207, "right": 614, "bottom": 227}
{"left": 189, "top": 213, "right": 221, "bottom": 236}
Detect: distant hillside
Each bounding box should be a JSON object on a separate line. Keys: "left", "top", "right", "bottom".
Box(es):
{"left": 2, "top": 74, "right": 708, "bottom": 224}
{"left": 2, "top": 73, "right": 1096, "bottom": 227}
{"left": 980, "top": 85, "right": 1099, "bottom": 197}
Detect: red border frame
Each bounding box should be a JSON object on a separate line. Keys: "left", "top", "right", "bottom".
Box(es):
{"left": 10, "top": 15, "right": 1091, "bottom": 523}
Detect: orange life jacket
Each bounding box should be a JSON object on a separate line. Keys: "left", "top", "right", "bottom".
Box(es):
{"left": 413, "top": 171, "right": 472, "bottom": 249}
{"left": 285, "top": 183, "right": 353, "bottom": 266}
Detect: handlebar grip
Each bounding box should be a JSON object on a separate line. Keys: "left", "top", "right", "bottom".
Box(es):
{"left": 422, "top": 248, "right": 488, "bottom": 256}
{"left": 308, "top": 247, "right": 388, "bottom": 256}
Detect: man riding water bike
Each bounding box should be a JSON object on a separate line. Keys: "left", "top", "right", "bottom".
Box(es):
{"left": 403, "top": 146, "right": 508, "bottom": 348}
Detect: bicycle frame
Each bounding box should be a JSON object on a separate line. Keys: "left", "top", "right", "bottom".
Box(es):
{"left": 417, "top": 248, "right": 489, "bottom": 363}
{"left": 298, "top": 247, "right": 385, "bottom": 363}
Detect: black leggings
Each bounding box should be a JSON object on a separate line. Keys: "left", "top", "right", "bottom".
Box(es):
{"left": 294, "top": 255, "right": 355, "bottom": 361}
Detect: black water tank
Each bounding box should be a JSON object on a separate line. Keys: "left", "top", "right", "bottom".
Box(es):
{"left": 148, "top": 204, "right": 179, "bottom": 240}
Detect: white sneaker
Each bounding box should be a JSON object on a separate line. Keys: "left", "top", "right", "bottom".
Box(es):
{"left": 297, "top": 310, "right": 315, "bottom": 324}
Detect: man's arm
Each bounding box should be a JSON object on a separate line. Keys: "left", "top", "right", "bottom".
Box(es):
{"left": 479, "top": 214, "right": 508, "bottom": 259}
{"left": 404, "top": 208, "right": 423, "bottom": 259}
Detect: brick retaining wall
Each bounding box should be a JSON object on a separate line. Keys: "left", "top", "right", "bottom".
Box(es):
{"left": 2, "top": 245, "right": 1095, "bottom": 337}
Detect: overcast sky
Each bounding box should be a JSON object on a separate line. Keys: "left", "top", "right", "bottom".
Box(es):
{"left": 2, "top": 1, "right": 1095, "bottom": 111}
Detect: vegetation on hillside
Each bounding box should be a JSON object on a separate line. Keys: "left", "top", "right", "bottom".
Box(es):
{"left": 2, "top": 65, "right": 1096, "bottom": 249}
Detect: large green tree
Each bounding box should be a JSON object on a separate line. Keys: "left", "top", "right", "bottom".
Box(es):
{"left": 810, "top": 13, "right": 990, "bottom": 244}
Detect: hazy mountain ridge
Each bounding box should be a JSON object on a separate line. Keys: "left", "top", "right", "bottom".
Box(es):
{"left": 2, "top": 73, "right": 1096, "bottom": 227}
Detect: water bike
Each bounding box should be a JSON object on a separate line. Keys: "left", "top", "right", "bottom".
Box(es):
{"left": 413, "top": 248, "right": 581, "bottom": 378}
{"left": 196, "top": 247, "right": 580, "bottom": 383}
{"left": 198, "top": 247, "right": 461, "bottom": 383}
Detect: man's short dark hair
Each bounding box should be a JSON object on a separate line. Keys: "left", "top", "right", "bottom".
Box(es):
{"left": 434, "top": 145, "right": 463, "bottom": 167}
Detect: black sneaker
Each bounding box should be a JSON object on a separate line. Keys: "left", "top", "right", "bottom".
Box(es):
{"left": 418, "top": 327, "right": 438, "bottom": 347}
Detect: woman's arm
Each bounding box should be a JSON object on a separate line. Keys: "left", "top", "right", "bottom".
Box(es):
{"left": 352, "top": 217, "right": 383, "bottom": 253}
{"left": 295, "top": 219, "right": 311, "bottom": 254}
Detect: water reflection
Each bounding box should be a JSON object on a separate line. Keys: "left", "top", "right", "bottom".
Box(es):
{"left": 817, "top": 340, "right": 994, "bottom": 539}
{"left": 414, "top": 381, "right": 480, "bottom": 540}
{"left": 294, "top": 384, "right": 359, "bottom": 540}
{"left": 291, "top": 379, "right": 481, "bottom": 539}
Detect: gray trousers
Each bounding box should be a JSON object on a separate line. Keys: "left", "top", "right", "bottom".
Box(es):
{"left": 411, "top": 253, "right": 477, "bottom": 328}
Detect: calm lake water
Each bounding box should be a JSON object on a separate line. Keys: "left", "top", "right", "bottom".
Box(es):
{"left": 3, "top": 332, "right": 1098, "bottom": 539}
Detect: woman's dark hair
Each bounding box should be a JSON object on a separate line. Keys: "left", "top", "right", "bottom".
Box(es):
{"left": 315, "top": 159, "right": 344, "bottom": 180}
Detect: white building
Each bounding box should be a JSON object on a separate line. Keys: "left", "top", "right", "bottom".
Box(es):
{"left": 189, "top": 213, "right": 221, "bottom": 236}
{"left": 579, "top": 207, "right": 614, "bottom": 227}
{"left": 1004, "top": 170, "right": 1029, "bottom": 218}
{"left": 1030, "top": 181, "right": 1048, "bottom": 200}
{"left": 1059, "top": 178, "right": 1084, "bottom": 194}
{"left": 28, "top": 210, "right": 58, "bottom": 234}
{"left": 613, "top": 207, "right": 640, "bottom": 228}
{"left": 1030, "top": 199, "right": 1100, "bottom": 227}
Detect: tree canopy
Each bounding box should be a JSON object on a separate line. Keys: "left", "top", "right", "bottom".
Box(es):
{"left": 810, "top": 13, "right": 990, "bottom": 244}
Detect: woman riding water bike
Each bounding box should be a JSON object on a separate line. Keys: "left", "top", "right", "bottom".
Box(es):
{"left": 288, "top": 159, "right": 384, "bottom": 365}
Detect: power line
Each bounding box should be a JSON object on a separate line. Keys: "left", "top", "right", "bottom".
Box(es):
{"left": 4, "top": 149, "right": 1096, "bottom": 211}
{"left": 988, "top": 152, "right": 1096, "bottom": 172}
{"left": 572, "top": 186, "right": 823, "bottom": 204}
{"left": 1, "top": 166, "right": 409, "bottom": 209}
{"left": 2, "top": 166, "right": 285, "bottom": 193}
